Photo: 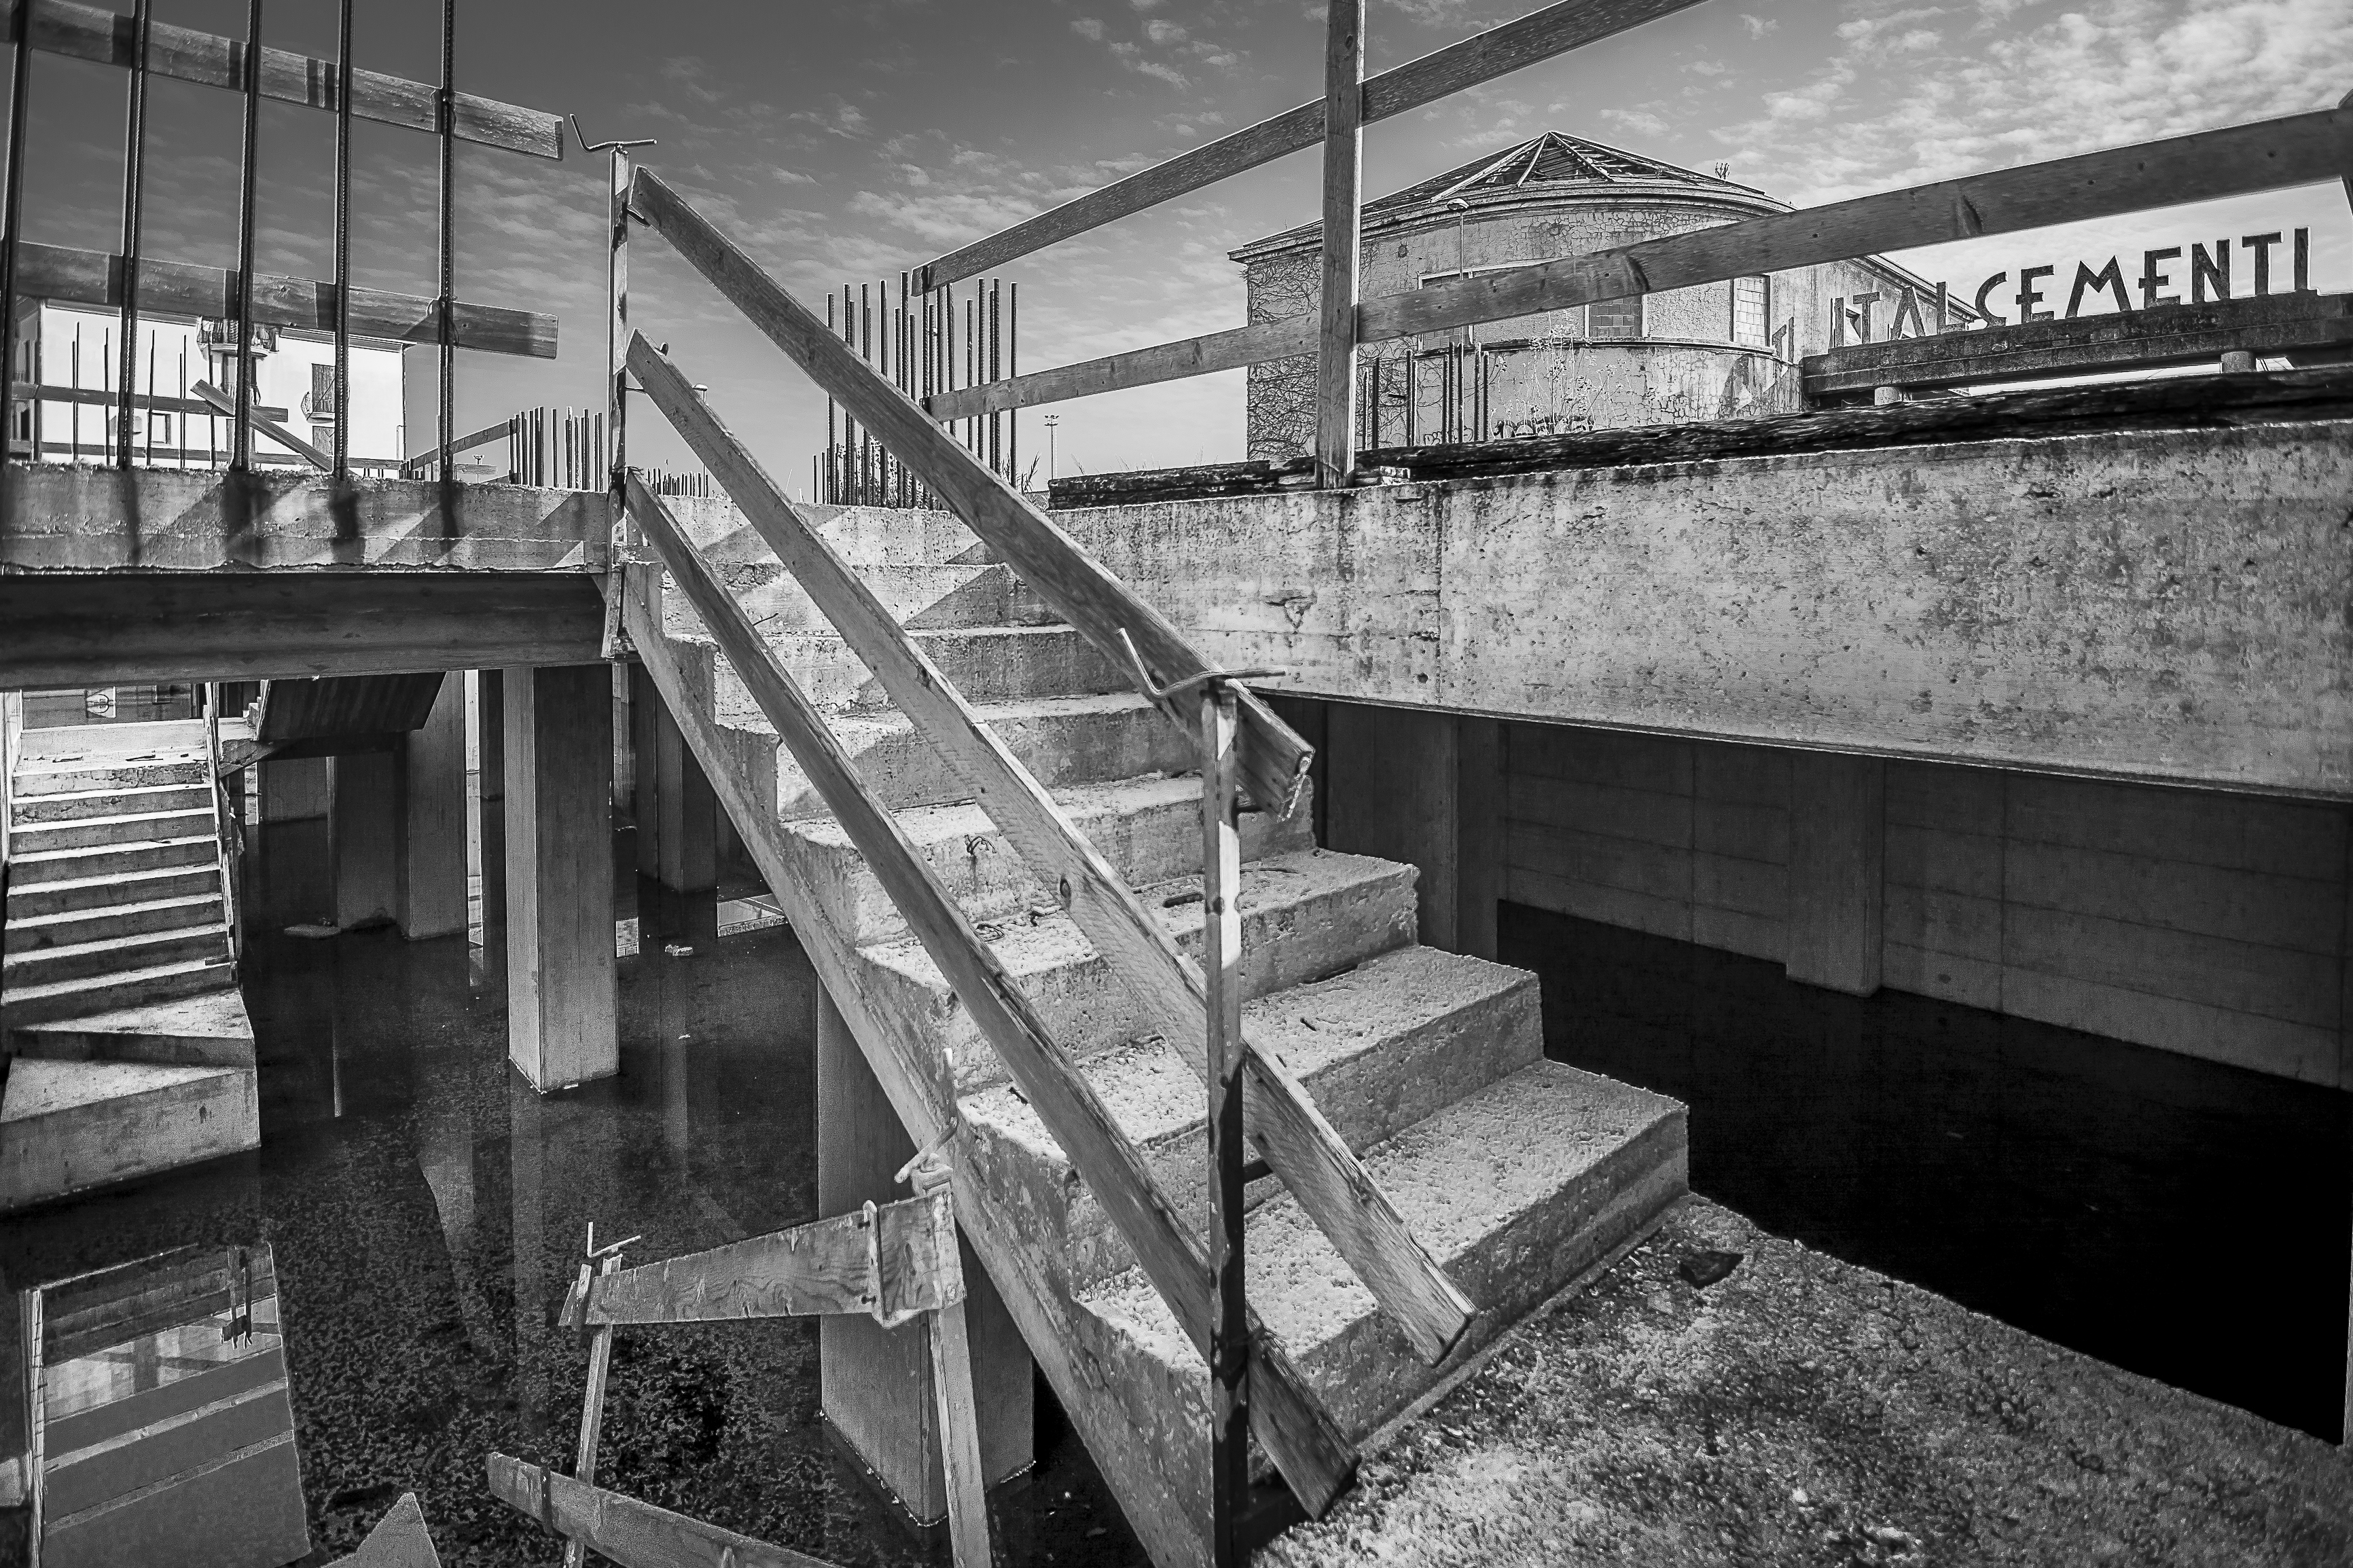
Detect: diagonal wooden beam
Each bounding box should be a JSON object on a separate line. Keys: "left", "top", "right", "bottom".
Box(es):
{"left": 632, "top": 338, "right": 1472, "bottom": 1364}
{"left": 19, "top": 242, "right": 557, "bottom": 359}
{"left": 630, "top": 166, "right": 1311, "bottom": 820}
{"left": 624, "top": 472, "right": 1357, "bottom": 1514}
{"left": 190, "top": 380, "right": 327, "bottom": 469}
{"left": 6, "top": 0, "right": 562, "bottom": 159}
{"left": 489, "top": 1456, "right": 839, "bottom": 1568}
{"left": 912, "top": 0, "right": 1710, "bottom": 289}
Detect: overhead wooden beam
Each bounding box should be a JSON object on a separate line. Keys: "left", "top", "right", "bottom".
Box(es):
{"left": 627, "top": 353, "right": 1472, "bottom": 1363}
{"left": 488, "top": 1456, "right": 839, "bottom": 1568}
{"left": 912, "top": 0, "right": 1710, "bottom": 289}
{"left": 19, "top": 241, "right": 558, "bottom": 359}
{"left": 571, "top": 1193, "right": 963, "bottom": 1326}
{"left": 622, "top": 473, "right": 1357, "bottom": 1514}
{"left": 6, "top": 0, "right": 562, "bottom": 159}
{"left": 924, "top": 104, "right": 2353, "bottom": 419}
{"left": 632, "top": 167, "right": 1314, "bottom": 821}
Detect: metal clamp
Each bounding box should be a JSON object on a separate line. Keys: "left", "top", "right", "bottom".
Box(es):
{"left": 1115, "top": 628, "right": 1280, "bottom": 703}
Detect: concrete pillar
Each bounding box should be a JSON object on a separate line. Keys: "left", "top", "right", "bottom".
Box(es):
{"left": 655, "top": 698, "right": 720, "bottom": 946}
{"left": 0, "top": 1283, "right": 31, "bottom": 1563}
{"left": 395, "top": 674, "right": 468, "bottom": 939}
{"left": 816, "top": 991, "right": 1030, "bottom": 1520}
{"left": 476, "top": 670, "right": 505, "bottom": 803}
{"left": 330, "top": 752, "right": 401, "bottom": 930}
{"left": 505, "top": 664, "right": 617, "bottom": 1091}
{"left": 1784, "top": 752, "right": 1886, "bottom": 996}
{"left": 257, "top": 755, "right": 331, "bottom": 822}
{"left": 630, "top": 663, "right": 662, "bottom": 880}
{"left": 1456, "top": 718, "right": 1505, "bottom": 962}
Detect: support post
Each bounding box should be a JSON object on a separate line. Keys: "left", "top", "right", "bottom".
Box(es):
{"left": 505, "top": 664, "right": 617, "bottom": 1091}
{"left": 1784, "top": 752, "right": 1886, "bottom": 996}
{"left": 816, "top": 991, "right": 1030, "bottom": 1524}
{"left": 330, "top": 752, "right": 400, "bottom": 930}
{"left": 655, "top": 696, "right": 718, "bottom": 945}
{"left": 629, "top": 662, "right": 661, "bottom": 881}
{"left": 562, "top": 1237, "right": 625, "bottom": 1568}
{"left": 475, "top": 670, "right": 505, "bottom": 802}
{"left": 1314, "top": 0, "right": 1366, "bottom": 489}
{"left": 1202, "top": 681, "right": 1248, "bottom": 1567}
{"left": 396, "top": 672, "right": 467, "bottom": 939}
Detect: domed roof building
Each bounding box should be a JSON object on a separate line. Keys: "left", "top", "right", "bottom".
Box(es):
{"left": 1230, "top": 131, "right": 1973, "bottom": 458}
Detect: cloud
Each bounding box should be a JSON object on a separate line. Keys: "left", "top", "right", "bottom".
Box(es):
{"left": 1145, "top": 19, "right": 1188, "bottom": 43}
{"left": 1740, "top": 12, "right": 1780, "bottom": 35}
{"left": 1602, "top": 107, "right": 1670, "bottom": 137}
{"left": 1071, "top": 16, "right": 1107, "bottom": 39}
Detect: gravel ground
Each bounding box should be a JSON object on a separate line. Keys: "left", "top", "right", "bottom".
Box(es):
{"left": 1261, "top": 1197, "right": 2353, "bottom": 1567}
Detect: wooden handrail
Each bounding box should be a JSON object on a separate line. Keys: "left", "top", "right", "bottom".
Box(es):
{"left": 622, "top": 472, "right": 1358, "bottom": 1513}
{"left": 190, "top": 382, "right": 329, "bottom": 470}
{"left": 629, "top": 167, "right": 1314, "bottom": 820}
{"left": 5, "top": 0, "right": 562, "bottom": 159}
{"left": 912, "top": 0, "right": 1710, "bottom": 290}
{"left": 924, "top": 103, "right": 2353, "bottom": 422}
{"left": 630, "top": 340, "right": 1473, "bottom": 1364}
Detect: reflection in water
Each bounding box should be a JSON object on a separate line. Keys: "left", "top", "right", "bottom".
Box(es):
{"left": 1503, "top": 900, "right": 2353, "bottom": 1443}
{"left": 0, "top": 818, "right": 1140, "bottom": 1566}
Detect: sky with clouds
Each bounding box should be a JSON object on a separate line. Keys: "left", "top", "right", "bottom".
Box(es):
{"left": 20, "top": 0, "right": 2352, "bottom": 485}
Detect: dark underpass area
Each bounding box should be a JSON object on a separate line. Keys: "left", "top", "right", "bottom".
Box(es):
{"left": 1501, "top": 900, "right": 2353, "bottom": 1444}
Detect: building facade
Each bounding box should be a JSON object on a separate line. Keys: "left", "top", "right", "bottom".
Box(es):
{"left": 1232, "top": 132, "right": 1974, "bottom": 458}
{"left": 8, "top": 301, "right": 408, "bottom": 471}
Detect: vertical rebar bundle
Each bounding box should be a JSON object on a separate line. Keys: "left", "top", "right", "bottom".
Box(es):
{"left": 815, "top": 274, "right": 1019, "bottom": 505}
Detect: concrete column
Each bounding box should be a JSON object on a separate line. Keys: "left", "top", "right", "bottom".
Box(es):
{"left": 1784, "top": 753, "right": 1886, "bottom": 996}
{"left": 816, "top": 990, "right": 1030, "bottom": 1520}
{"left": 330, "top": 752, "right": 400, "bottom": 930}
{"left": 1325, "top": 700, "right": 1463, "bottom": 951}
{"left": 0, "top": 1283, "right": 31, "bottom": 1562}
{"left": 395, "top": 674, "right": 468, "bottom": 939}
{"left": 475, "top": 670, "right": 505, "bottom": 803}
{"left": 505, "top": 664, "right": 617, "bottom": 1091}
{"left": 257, "top": 755, "right": 331, "bottom": 823}
{"left": 655, "top": 698, "right": 720, "bottom": 947}
{"left": 630, "top": 663, "right": 662, "bottom": 881}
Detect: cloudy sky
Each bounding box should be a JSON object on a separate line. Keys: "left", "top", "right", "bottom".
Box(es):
{"left": 22, "top": 0, "right": 2352, "bottom": 484}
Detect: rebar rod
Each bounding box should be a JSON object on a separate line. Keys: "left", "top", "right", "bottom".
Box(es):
{"left": 230, "top": 0, "right": 262, "bottom": 471}
{"left": 114, "top": 0, "right": 152, "bottom": 469}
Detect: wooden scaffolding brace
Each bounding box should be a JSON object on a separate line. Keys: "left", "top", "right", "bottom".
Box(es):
{"left": 487, "top": 1142, "right": 990, "bottom": 1568}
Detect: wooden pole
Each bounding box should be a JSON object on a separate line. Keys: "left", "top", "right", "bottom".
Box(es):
{"left": 1315, "top": 0, "right": 1365, "bottom": 488}
{"left": 562, "top": 1230, "right": 625, "bottom": 1568}
{"left": 1204, "top": 678, "right": 1247, "bottom": 1565}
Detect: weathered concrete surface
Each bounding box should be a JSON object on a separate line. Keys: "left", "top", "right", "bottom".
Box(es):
{"left": 1, "top": 464, "right": 608, "bottom": 573}
{"left": 1262, "top": 1195, "right": 2353, "bottom": 1568}
{"left": 1058, "top": 421, "right": 2353, "bottom": 799}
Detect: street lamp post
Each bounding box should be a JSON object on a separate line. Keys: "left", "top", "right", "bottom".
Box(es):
{"left": 1043, "top": 413, "right": 1060, "bottom": 483}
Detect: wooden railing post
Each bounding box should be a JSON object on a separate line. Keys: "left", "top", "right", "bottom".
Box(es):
{"left": 1315, "top": 0, "right": 1365, "bottom": 488}
{"left": 1202, "top": 679, "right": 1248, "bottom": 1565}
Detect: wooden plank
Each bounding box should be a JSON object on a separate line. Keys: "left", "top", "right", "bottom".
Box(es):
{"left": 562, "top": 1247, "right": 623, "bottom": 1568}
{"left": 18, "top": 242, "right": 558, "bottom": 359}
{"left": 629, "top": 170, "right": 1313, "bottom": 822}
{"left": 928, "top": 106, "right": 2353, "bottom": 415}
{"left": 1314, "top": 0, "right": 1366, "bottom": 488}
{"left": 925, "top": 318, "right": 1312, "bottom": 424}
{"left": 9, "top": 0, "right": 560, "bottom": 158}
{"left": 1202, "top": 682, "right": 1248, "bottom": 1564}
{"left": 619, "top": 479, "right": 1357, "bottom": 1512}
{"left": 578, "top": 1195, "right": 961, "bottom": 1325}
{"left": 626, "top": 363, "right": 1471, "bottom": 1364}
{"left": 11, "top": 382, "right": 287, "bottom": 420}
{"left": 190, "top": 381, "right": 327, "bottom": 469}
{"left": 925, "top": 1300, "right": 990, "bottom": 1568}
{"left": 912, "top": 0, "right": 1710, "bottom": 289}
{"left": 1805, "top": 291, "right": 2353, "bottom": 398}
{"left": 617, "top": 575, "right": 1223, "bottom": 1553}
{"left": 399, "top": 418, "right": 512, "bottom": 479}
{"left": 488, "top": 1455, "right": 839, "bottom": 1568}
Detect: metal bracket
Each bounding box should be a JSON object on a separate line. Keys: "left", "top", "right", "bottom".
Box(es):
{"left": 571, "top": 115, "right": 658, "bottom": 156}
{"left": 1115, "top": 628, "right": 1281, "bottom": 703}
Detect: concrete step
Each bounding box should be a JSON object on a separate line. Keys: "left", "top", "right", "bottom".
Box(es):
{"left": 5, "top": 988, "right": 255, "bottom": 1068}
{"left": 10, "top": 781, "right": 212, "bottom": 824}
{"left": 6, "top": 835, "right": 217, "bottom": 886}
{"left": 786, "top": 773, "right": 1316, "bottom": 946}
{"left": 1071, "top": 1061, "right": 1687, "bottom": 1538}
{"left": 5, "top": 894, "right": 224, "bottom": 955}
{"left": 963, "top": 944, "right": 1544, "bottom": 1296}
{"left": 0, "top": 1057, "right": 260, "bottom": 1211}
{"left": 854, "top": 847, "right": 1419, "bottom": 1098}
{"left": 673, "top": 560, "right": 1059, "bottom": 638}
{"left": 719, "top": 691, "right": 1199, "bottom": 822}
{"left": 0, "top": 955, "right": 237, "bottom": 1026}
{"left": 3, "top": 923, "right": 231, "bottom": 987}
{"left": 4, "top": 863, "right": 221, "bottom": 920}
{"left": 7, "top": 805, "right": 215, "bottom": 853}
{"left": 741, "top": 625, "right": 1129, "bottom": 712}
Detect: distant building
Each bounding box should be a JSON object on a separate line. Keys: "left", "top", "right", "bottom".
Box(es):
{"left": 1232, "top": 132, "right": 1975, "bottom": 458}
{"left": 9, "top": 301, "right": 407, "bottom": 471}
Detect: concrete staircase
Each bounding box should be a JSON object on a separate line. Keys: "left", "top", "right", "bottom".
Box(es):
{"left": 2, "top": 721, "right": 258, "bottom": 1209}
{"left": 649, "top": 504, "right": 1688, "bottom": 1565}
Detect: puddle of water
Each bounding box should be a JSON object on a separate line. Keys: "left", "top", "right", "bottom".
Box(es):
{"left": 1501, "top": 900, "right": 2353, "bottom": 1443}
{"left": 1, "top": 816, "right": 1144, "bottom": 1567}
